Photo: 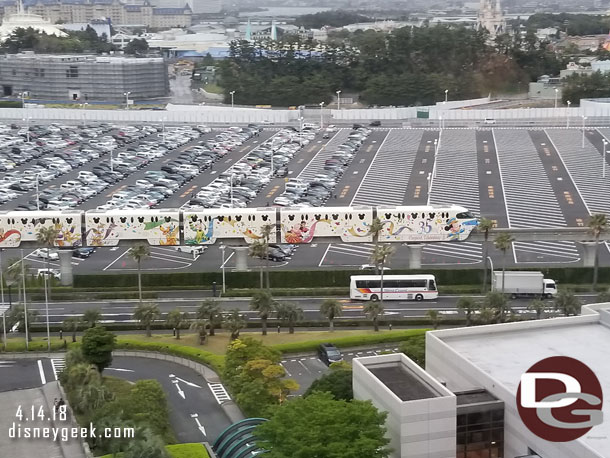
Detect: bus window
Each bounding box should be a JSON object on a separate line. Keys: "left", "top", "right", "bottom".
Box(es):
{"left": 384, "top": 280, "right": 400, "bottom": 288}
{"left": 429, "top": 279, "right": 437, "bottom": 291}
{"left": 456, "top": 212, "right": 475, "bottom": 219}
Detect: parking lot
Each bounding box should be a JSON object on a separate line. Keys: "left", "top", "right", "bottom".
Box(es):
{"left": 2, "top": 121, "right": 610, "bottom": 273}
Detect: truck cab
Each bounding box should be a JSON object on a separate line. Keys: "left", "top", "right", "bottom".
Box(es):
{"left": 543, "top": 279, "right": 557, "bottom": 298}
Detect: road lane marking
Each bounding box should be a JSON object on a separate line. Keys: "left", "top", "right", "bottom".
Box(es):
{"left": 50, "top": 358, "right": 65, "bottom": 380}
{"left": 208, "top": 383, "right": 231, "bottom": 404}
{"left": 38, "top": 359, "right": 47, "bottom": 385}
{"left": 172, "top": 379, "right": 186, "bottom": 399}
{"left": 190, "top": 413, "right": 207, "bottom": 436}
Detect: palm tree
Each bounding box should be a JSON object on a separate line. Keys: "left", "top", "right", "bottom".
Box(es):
{"left": 477, "top": 305, "right": 495, "bottom": 325}
{"left": 63, "top": 316, "right": 83, "bottom": 342}
{"left": 483, "top": 290, "right": 509, "bottom": 323}
{"left": 5, "top": 257, "right": 26, "bottom": 303}
{"left": 196, "top": 299, "right": 222, "bottom": 336}
{"left": 588, "top": 214, "right": 607, "bottom": 291}
{"left": 35, "top": 226, "right": 60, "bottom": 315}
{"left": 320, "top": 298, "right": 342, "bottom": 332}
{"left": 190, "top": 319, "right": 209, "bottom": 345}
{"left": 364, "top": 300, "right": 384, "bottom": 331}
{"left": 75, "top": 382, "right": 113, "bottom": 414}
{"left": 367, "top": 217, "right": 385, "bottom": 274}
{"left": 133, "top": 302, "right": 161, "bottom": 337}
{"left": 223, "top": 309, "right": 245, "bottom": 340}
{"left": 426, "top": 309, "right": 442, "bottom": 329}
{"left": 369, "top": 244, "right": 394, "bottom": 304}
{"left": 8, "top": 305, "right": 38, "bottom": 341}
{"left": 456, "top": 296, "right": 478, "bottom": 326}
{"left": 554, "top": 290, "right": 581, "bottom": 317}
{"left": 275, "top": 302, "right": 303, "bottom": 334}
{"left": 478, "top": 217, "right": 495, "bottom": 293}
{"left": 250, "top": 289, "right": 275, "bottom": 335}
{"left": 83, "top": 309, "right": 101, "bottom": 328}
{"left": 597, "top": 289, "right": 610, "bottom": 303}
{"left": 129, "top": 243, "right": 150, "bottom": 304}
{"left": 249, "top": 240, "right": 266, "bottom": 289}
{"left": 494, "top": 233, "right": 514, "bottom": 295}
{"left": 528, "top": 299, "right": 546, "bottom": 320}
{"left": 166, "top": 309, "right": 189, "bottom": 339}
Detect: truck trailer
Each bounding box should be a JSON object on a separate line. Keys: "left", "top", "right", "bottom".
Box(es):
{"left": 491, "top": 271, "right": 557, "bottom": 298}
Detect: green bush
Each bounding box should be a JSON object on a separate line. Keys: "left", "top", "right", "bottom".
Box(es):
{"left": 0, "top": 101, "right": 22, "bottom": 108}
{"left": 115, "top": 339, "right": 225, "bottom": 373}
{"left": 271, "top": 329, "right": 428, "bottom": 353}
{"left": 98, "top": 443, "right": 210, "bottom": 458}
{"left": 1, "top": 339, "right": 75, "bottom": 352}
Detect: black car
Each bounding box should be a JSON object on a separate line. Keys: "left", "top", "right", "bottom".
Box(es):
{"left": 369, "top": 120, "right": 381, "bottom": 127}
{"left": 318, "top": 343, "right": 343, "bottom": 366}
{"left": 73, "top": 247, "right": 96, "bottom": 258}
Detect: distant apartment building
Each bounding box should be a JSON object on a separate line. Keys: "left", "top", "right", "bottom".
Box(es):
{"left": 0, "top": 0, "right": 192, "bottom": 27}
{"left": 0, "top": 52, "right": 169, "bottom": 101}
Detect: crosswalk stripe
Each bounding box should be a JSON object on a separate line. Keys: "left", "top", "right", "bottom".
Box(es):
{"left": 208, "top": 383, "right": 231, "bottom": 404}
{"left": 51, "top": 358, "right": 65, "bottom": 381}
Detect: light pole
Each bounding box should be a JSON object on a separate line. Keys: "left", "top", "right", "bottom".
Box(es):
{"left": 35, "top": 172, "right": 41, "bottom": 210}
{"left": 20, "top": 249, "right": 28, "bottom": 350}
{"left": 486, "top": 256, "right": 494, "bottom": 292}
{"left": 220, "top": 245, "right": 226, "bottom": 294}
{"left": 110, "top": 146, "right": 114, "bottom": 173}
{"left": 444, "top": 89, "right": 448, "bottom": 104}
{"left": 270, "top": 152, "right": 274, "bottom": 178}
{"left": 566, "top": 100, "right": 571, "bottom": 128}
{"left": 603, "top": 139, "right": 608, "bottom": 178}
{"left": 439, "top": 116, "right": 443, "bottom": 130}
{"left": 161, "top": 118, "right": 166, "bottom": 142}
{"left": 336, "top": 90, "right": 342, "bottom": 110}
{"left": 582, "top": 115, "right": 587, "bottom": 148}
{"left": 230, "top": 91, "right": 235, "bottom": 109}
{"left": 554, "top": 88, "right": 558, "bottom": 109}
{"left": 22, "top": 117, "right": 31, "bottom": 143}
{"left": 230, "top": 173, "right": 235, "bottom": 207}
{"left": 426, "top": 172, "right": 432, "bottom": 206}
{"left": 82, "top": 102, "right": 88, "bottom": 126}
{"left": 433, "top": 138, "right": 438, "bottom": 179}
{"left": 19, "top": 91, "right": 27, "bottom": 108}
{"left": 319, "top": 101, "right": 324, "bottom": 129}
{"left": 298, "top": 117, "right": 303, "bottom": 147}
{"left": 0, "top": 249, "right": 6, "bottom": 351}
{"left": 124, "top": 91, "right": 131, "bottom": 110}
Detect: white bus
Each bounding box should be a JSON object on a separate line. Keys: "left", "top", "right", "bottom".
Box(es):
{"left": 350, "top": 275, "right": 438, "bottom": 301}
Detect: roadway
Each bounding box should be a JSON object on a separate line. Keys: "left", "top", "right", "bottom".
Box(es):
{"left": 22, "top": 293, "right": 603, "bottom": 326}
{"left": 0, "top": 356, "right": 232, "bottom": 444}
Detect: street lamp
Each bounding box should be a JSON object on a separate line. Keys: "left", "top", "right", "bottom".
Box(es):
{"left": 439, "top": 115, "right": 443, "bottom": 130}
{"left": 160, "top": 118, "right": 166, "bottom": 142}
{"left": 81, "top": 102, "right": 88, "bottom": 126}
{"left": 0, "top": 249, "right": 6, "bottom": 351}
{"left": 298, "top": 116, "right": 304, "bottom": 147}
{"left": 566, "top": 100, "right": 571, "bottom": 128}
{"left": 35, "top": 172, "right": 41, "bottom": 210}
{"left": 554, "top": 88, "right": 559, "bottom": 109}
{"left": 219, "top": 245, "right": 226, "bottom": 294}
{"left": 19, "top": 91, "right": 27, "bottom": 108}
{"left": 230, "top": 172, "right": 235, "bottom": 207}
{"left": 336, "top": 90, "right": 342, "bottom": 110}
{"left": 270, "top": 152, "right": 274, "bottom": 178}
{"left": 603, "top": 139, "right": 608, "bottom": 178}
{"left": 444, "top": 89, "right": 448, "bottom": 103}
{"left": 582, "top": 115, "right": 587, "bottom": 148}
{"left": 426, "top": 172, "right": 432, "bottom": 206}
{"left": 124, "top": 91, "right": 131, "bottom": 110}
{"left": 319, "top": 101, "right": 324, "bottom": 129}
{"left": 22, "top": 116, "right": 31, "bottom": 143}
{"left": 229, "top": 90, "right": 235, "bottom": 109}
{"left": 20, "top": 249, "right": 28, "bottom": 350}
{"left": 433, "top": 138, "right": 438, "bottom": 179}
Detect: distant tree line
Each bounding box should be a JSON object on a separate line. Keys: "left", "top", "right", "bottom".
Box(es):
{"left": 293, "top": 9, "right": 372, "bottom": 29}
{"left": 0, "top": 26, "right": 115, "bottom": 54}
{"left": 522, "top": 13, "right": 610, "bottom": 36}
{"left": 218, "top": 24, "right": 564, "bottom": 107}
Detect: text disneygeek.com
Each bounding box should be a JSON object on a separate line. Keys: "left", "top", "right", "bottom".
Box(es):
{"left": 8, "top": 423, "right": 135, "bottom": 442}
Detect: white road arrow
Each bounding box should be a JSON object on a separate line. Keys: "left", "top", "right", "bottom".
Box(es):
{"left": 190, "top": 414, "right": 206, "bottom": 436}
{"left": 174, "top": 376, "right": 202, "bottom": 388}
{"left": 172, "top": 380, "right": 185, "bottom": 399}
{"left": 106, "top": 368, "right": 135, "bottom": 372}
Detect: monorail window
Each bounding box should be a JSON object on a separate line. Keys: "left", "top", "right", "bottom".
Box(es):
{"left": 456, "top": 212, "right": 475, "bottom": 219}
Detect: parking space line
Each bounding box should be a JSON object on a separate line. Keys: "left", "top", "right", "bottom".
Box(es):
{"left": 38, "top": 359, "right": 46, "bottom": 385}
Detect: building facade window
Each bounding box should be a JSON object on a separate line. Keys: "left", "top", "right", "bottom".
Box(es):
{"left": 66, "top": 66, "right": 79, "bottom": 78}
{"left": 456, "top": 408, "right": 504, "bottom": 458}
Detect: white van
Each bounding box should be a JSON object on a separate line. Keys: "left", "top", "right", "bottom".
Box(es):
{"left": 173, "top": 246, "right": 205, "bottom": 258}
{"left": 302, "top": 123, "right": 320, "bottom": 130}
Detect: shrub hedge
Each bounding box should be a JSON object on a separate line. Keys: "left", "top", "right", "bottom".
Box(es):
{"left": 74, "top": 267, "right": 607, "bottom": 290}
{"left": 98, "top": 442, "right": 210, "bottom": 458}
{"left": 114, "top": 338, "right": 226, "bottom": 373}
{"left": 271, "top": 329, "right": 428, "bottom": 353}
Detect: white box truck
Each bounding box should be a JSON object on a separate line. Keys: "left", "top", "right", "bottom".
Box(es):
{"left": 491, "top": 271, "right": 557, "bottom": 298}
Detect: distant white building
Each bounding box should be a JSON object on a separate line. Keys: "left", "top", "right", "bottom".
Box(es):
{"left": 477, "top": 0, "right": 506, "bottom": 38}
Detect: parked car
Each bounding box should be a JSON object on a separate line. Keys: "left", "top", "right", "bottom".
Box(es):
{"left": 318, "top": 343, "right": 343, "bottom": 365}
{"left": 31, "top": 248, "right": 59, "bottom": 261}
{"left": 73, "top": 247, "right": 96, "bottom": 258}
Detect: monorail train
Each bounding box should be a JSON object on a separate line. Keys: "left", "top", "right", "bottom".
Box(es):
{"left": 0, "top": 205, "right": 478, "bottom": 248}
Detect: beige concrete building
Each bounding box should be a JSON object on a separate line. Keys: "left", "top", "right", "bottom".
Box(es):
{"left": 0, "top": 0, "right": 192, "bottom": 27}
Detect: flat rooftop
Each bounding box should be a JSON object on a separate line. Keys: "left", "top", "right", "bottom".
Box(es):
{"left": 368, "top": 363, "right": 440, "bottom": 401}
{"left": 441, "top": 319, "right": 610, "bottom": 457}
{"left": 455, "top": 389, "right": 499, "bottom": 406}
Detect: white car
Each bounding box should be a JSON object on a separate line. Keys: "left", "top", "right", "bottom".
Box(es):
{"left": 32, "top": 248, "right": 59, "bottom": 261}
